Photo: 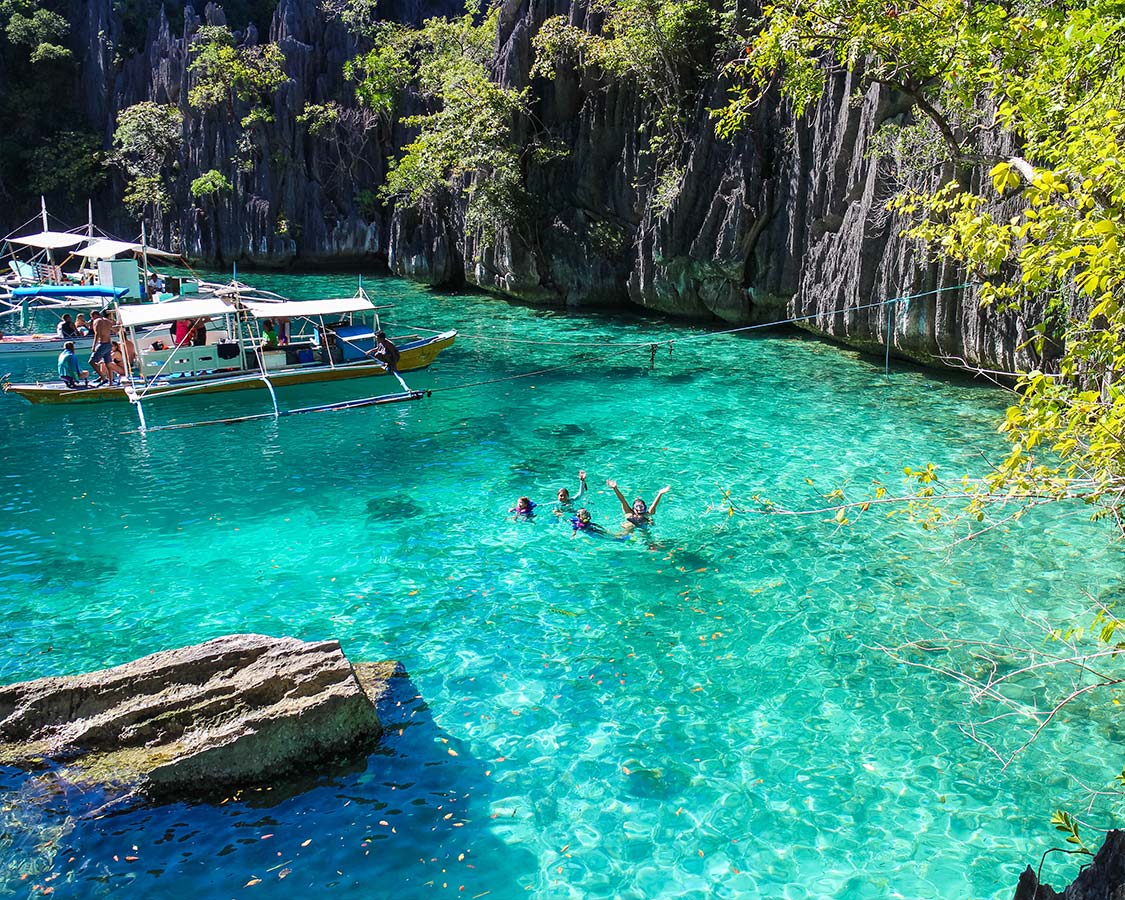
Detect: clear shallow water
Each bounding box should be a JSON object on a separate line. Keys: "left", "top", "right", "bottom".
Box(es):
{"left": 0, "top": 272, "right": 1121, "bottom": 898}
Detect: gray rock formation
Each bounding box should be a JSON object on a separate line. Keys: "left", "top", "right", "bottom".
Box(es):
{"left": 1012, "top": 831, "right": 1125, "bottom": 900}
{"left": 0, "top": 0, "right": 1070, "bottom": 373}
{"left": 0, "top": 634, "right": 392, "bottom": 797}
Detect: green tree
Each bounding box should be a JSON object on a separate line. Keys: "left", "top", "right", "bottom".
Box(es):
{"left": 1, "top": 0, "right": 70, "bottom": 63}
{"left": 111, "top": 101, "right": 183, "bottom": 216}
{"left": 532, "top": 0, "right": 722, "bottom": 208}
{"left": 723, "top": 0, "right": 1125, "bottom": 532}
{"left": 188, "top": 24, "right": 287, "bottom": 127}
{"left": 341, "top": 2, "right": 545, "bottom": 241}
{"left": 26, "top": 131, "right": 107, "bottom": 200}
{"left": 719, "top": 0, "right": 1125, "bottom": 837}
{"left": 190, "top": 168, "right": 233, "bottom": 199}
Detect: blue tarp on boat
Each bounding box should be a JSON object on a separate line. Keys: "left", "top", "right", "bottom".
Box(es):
{"left": 12, "top": 285, "right": 129, "bottom": 300}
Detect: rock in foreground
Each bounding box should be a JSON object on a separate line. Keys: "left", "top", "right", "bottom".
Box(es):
{"left": 1013, "top": 830, "right": 1125, "bottom": 900}
{"left": 0, "top": 634, "right": 393, "bottom": 797}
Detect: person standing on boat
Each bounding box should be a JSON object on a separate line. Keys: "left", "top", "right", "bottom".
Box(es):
{"left": 192, "top": 318, "right": 208, "bottom": 346}
{"left": 368, "top": 330, "right": 400, "bottom": 372}
{"left": 607, "top": 480, "right": 670, "bottom": 529}
{"left": 55, "top": 314, "right": 80, "bottom": 339}
{"left": 88, "top": 311, "right": 114, "bottom": 385}
{"left": 172, "top": 319, "right": 193, "bottom": 347}
{"left": 57, "top": 341, "right": 88, "bottom": 389}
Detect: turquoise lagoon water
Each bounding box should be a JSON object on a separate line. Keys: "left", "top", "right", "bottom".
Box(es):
{"left": 0, "top": 273, "right": 1121, "bottom": 898}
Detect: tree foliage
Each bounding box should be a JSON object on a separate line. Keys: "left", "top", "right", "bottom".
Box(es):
{"left": 340, "top": 1, "right": 542, "bottom": 241}
{"left": 190, "top": 168, "right": 233, "bottom": 199}
{"left": 1, "top": 0, "right": 70, "bottom": 63}
{"left": 26, "top": 131, "right": 106, "bottom": 200}
{"left": 188, "top": 24, "right": 287, "bottom": 127}
{"left": 532, "top": 0, "right": 722, "bottom": 206}
{"left": 111, "top": 101, "right": 183, "bottom": 215}
{"left": 725, "top": 0, "right": 1125, "bottom": 533}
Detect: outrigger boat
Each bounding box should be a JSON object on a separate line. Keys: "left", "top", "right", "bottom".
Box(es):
{"left": 1, "top": 289, "right": 456, "bottom": 430}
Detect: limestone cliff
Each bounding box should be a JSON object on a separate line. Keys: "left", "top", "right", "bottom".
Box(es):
{"left": 0, "top": 0, "right": 1060, "bottom": 372}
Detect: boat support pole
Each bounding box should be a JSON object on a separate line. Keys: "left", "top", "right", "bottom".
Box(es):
{"left": 133, "top": 397, "right": 148, "bottom": 434}
{"left": 260, "top": 375, "right": 280, "bottom": 419}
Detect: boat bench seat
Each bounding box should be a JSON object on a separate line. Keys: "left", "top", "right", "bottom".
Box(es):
{"left": 140, "top": 344, "right": 223, "bottom": 377}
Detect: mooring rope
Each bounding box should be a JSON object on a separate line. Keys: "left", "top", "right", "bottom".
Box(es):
{"left": 423, "top": 283, "right": 972, "bottom": 395}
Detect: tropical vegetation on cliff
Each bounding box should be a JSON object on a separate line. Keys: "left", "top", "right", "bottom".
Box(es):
{"left": 724, "top": 0, "right": 1125, "bottom": 832}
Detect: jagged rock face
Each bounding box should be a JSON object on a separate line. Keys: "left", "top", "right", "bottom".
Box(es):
{"left": 1012, "top": 830, "right": 1125, "bottom": 900}
{"left": 0, "top": 634, "right": 391, "bottom": 797}
{"left": 11, "top": 0, "right": 1061, "bottom": 371}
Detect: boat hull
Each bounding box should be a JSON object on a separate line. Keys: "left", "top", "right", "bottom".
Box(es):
{"left": 0, "top": 334, "right": 95, "bottom": 359}
{"left": 2, "top": 332, "right": 456, "bottom": 404}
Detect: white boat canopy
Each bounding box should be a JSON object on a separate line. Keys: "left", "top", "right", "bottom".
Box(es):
{"left": 75, "top": 239, "right": 181, "bottom": 260}
{"left": 117, "top": 296, "right": 233, "bottom": 328}
{"left": 7, "top": 231, "right": 89, "bottom": 250}
{"left": 242, "top": 297, "right": 376, "bottom": 319}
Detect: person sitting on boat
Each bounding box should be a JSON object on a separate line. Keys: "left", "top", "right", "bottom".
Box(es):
{"left": 74, "top": 314, "right": 90, "bottom": 336}
{"left": 570, "top": 507, "right": 604, "bottom": 536}
{"left": 555, "top": 470, "right": 588, "bottom": 515}
{"left": 261, "top": 319, "right": 280, "bottom": 349}
{"left": 56, "top": 314, "right": 80, "bottom": 339}
{"left": 368, "top": 330, "right": 400, "bottom": 372}
{"left": 118, "top": 336, "right": 138, "bottom": 372}
{"left": 607, "top": 479, "right": 670, "bottom": 529}
{"left": 146, "top": 271, "right": 164, "bottom": 298}
{"left": 57, "top": 341, "right": 88, "bottom": 389}
{"left": 107, "top": 342, "right": 128, "bottom": 383}
{"left": 510, "top": 496, "right": 536, "bottom": 519}
{"left": 88, "top": 311, "right": 114, "bottom": 385}
{"left": 192, "top": 317, "right": 209, "bottom": 347}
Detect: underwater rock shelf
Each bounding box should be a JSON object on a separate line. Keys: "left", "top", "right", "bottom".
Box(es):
{"left": 0, "top": 634, "right": 393, "bottom": 797}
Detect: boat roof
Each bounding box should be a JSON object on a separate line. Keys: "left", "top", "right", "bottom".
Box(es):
{"left": 75, "top": 239, "right": 181, "bottom": 260}
{"left": 6, "top": 231, "right": 89, "bottom": 250}
{"left": 117, "top": 297, "right": 233, "bottom": 328}
{"left": 12, "top": 285, "right": 129, "bottom": 300}
{"left": 242, "top": 297, "right": 376, "bottom": 319}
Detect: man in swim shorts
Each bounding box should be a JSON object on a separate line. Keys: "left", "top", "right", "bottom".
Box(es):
{"left": 88, "top": 311, "right": 114, "bottom": 385}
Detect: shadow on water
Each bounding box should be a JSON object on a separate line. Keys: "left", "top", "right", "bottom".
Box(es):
{"left": 364, "top": 497, "right": 427, "bottom": 521}
{"left": 0, "top": 672, "right": 533, "bottom": 900}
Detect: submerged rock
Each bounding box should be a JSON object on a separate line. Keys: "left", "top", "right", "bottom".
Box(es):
{"left": 0, "top": 634, "right": 393, "bottom": 798}
{"left": 1012, "top": 830, "right": 1125, "bottom": 900}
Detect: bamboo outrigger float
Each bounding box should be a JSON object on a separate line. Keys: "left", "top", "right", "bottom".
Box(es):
{"left": 1, "top": 287, "right": 456, "bottom": 432}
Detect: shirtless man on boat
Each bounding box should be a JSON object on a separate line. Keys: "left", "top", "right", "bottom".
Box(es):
{"left": 88, "top": 311, "right": 114, "bottom": 385}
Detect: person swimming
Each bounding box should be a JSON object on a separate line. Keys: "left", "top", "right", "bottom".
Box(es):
{"left": 607, "top": 479, "right": 670, "bottom": 529}
{"left": 570, "top": 507, "right": 604, "bottom": 536}
{"left": 555, "top": 469, "right": 588, "bottom": 514}
{"left": 510, "top": 496, "right": 536, "bottom": 518}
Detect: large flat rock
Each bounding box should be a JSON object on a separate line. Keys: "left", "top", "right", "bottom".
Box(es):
{"left": 0, "top": 634, "right": 392, "bottom": 797}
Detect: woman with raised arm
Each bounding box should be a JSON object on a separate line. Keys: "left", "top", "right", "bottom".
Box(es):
{"left": 606, "top": 480, "right": 670, "bottom": 529}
